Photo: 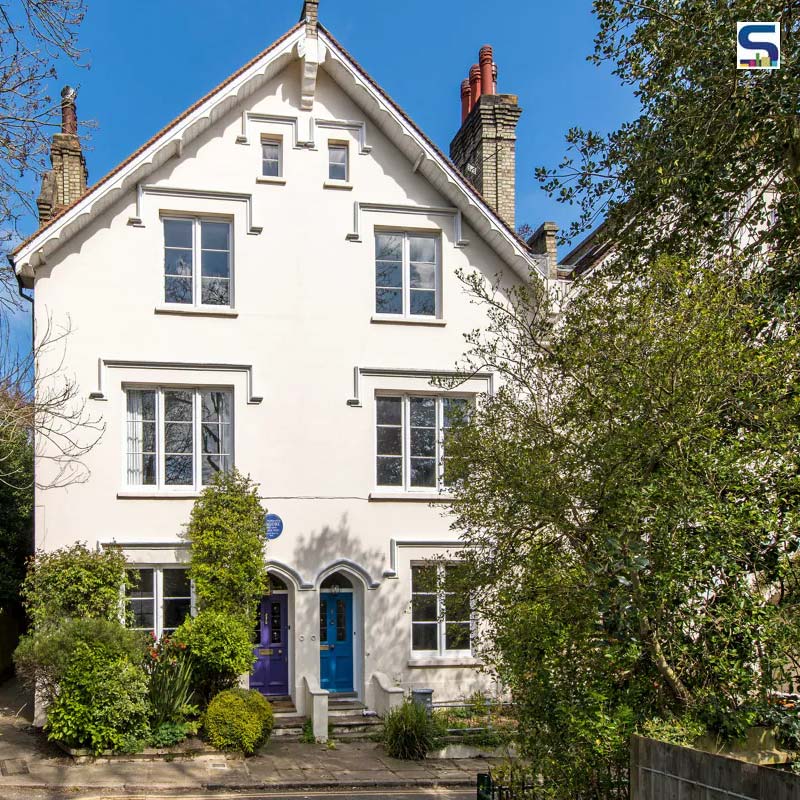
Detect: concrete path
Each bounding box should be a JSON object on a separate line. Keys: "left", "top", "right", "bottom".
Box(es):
{"left": 0, "top": 678, "right": 498, "bottom": 800}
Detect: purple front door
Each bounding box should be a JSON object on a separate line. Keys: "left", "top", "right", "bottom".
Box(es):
{"left": 251, "top": 594, "right": 289, "bottom": 696}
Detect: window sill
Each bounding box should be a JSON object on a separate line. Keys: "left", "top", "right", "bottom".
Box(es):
{"left": 117, "top": 490, "right": 202, "bottom": 500}
{"left": 407, "top": 658, "right": 481, "bottom": 669}
{"left": 154, "top": 305, "right": 238, "bottom": 318}
{"left": 371, "top": 315, "right": 446, "bottom": 327}
{"left": 256, "top": 176, "right": 286, "bottom": 185}
{"left": 369, "top": 492, "right": 452, "bottom": 503}
{"left": 323, "top": 180, "right": 353, "bottom": 190}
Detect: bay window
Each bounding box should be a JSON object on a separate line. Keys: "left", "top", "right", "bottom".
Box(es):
{"left": 126, "top": 387, "right": 233, "bottom": 491}
{"left": 126, "top": 567, "right": 193, "bottom": 639}
{"left": 376, "top": 395, "right": 469, "bottom": 491}
{"left": 411, "top": 563, "right": 472, "bottom": 656}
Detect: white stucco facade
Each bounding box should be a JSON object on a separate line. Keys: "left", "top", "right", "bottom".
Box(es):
{"left": 14, "top": 19, "right": 545, "bottom": 716}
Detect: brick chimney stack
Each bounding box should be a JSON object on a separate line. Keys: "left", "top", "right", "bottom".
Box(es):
{"left": 300, "top": 0, "right": 319, "bottom": 31}
{"left": 528, "top": 221, "right": 559, "bottom": 279}
{"left": 450, "top": 46, "right": 522, "bottom": 227}
{"left": 36, "top": 86, "right": 88, "bottom": 226}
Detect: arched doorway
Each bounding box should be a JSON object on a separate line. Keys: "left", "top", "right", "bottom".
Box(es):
{"left": 251, "top": 572, "right": 291, "bottom": 697}
{"left": 319, "top": 571, "right": 356, "bottom": 694}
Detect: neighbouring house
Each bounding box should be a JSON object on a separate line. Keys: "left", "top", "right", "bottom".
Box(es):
{"left": 10, "top": 1, "right": 558, "bottom": 721}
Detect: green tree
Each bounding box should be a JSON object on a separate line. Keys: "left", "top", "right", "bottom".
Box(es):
{"left": 21, "top": 543, "right": 130, "bottom": 628}
{"left": 445, "top": 256, "right": 800, "bottom": 796}
{"left": 538, "top": 1, "right": 799, "bottom": 284}
{"left": 186, "top": 469, "right": 267, "bottom": 620}
{"left": 0, "top": 407, "right": 33, "bottom": 615}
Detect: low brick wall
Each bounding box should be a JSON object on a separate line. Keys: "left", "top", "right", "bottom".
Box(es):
{"left": 631, "top": 734, "right": 799, "bottom": 800}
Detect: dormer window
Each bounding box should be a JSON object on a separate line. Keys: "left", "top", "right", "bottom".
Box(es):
{"left": 163, "top": 218, "right": 232, "bottom": 307}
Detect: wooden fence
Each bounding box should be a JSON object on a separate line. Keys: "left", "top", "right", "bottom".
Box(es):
{"left": 630, "top": 734, "right": 799, "bottom": 800}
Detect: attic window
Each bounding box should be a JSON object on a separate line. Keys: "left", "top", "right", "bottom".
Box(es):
{"left": 261, "top": 137, "right": 282, "bottom": 178}
{"left": 328, "top": 142, "right": 348, "bottom": 181}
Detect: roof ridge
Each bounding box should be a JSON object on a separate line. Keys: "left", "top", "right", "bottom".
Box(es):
{"left": 317, "top": 23, "right": 533, "bottom": 256}
{"left": 11, "top": 21, "right": 304, "bottom": 258}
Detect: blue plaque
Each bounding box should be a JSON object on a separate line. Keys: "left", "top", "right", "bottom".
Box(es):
{"left": 265, "top": 514, "right": 283, "bottom": 540}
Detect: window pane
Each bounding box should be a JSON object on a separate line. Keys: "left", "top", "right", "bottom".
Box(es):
{"left": 164, "top": 219, "right": 192, "bottom": 248}
{"left": 164, "top": 598, "right": 191, "bottom": 631}
{"left": 376, "top": 234, "right": 402, "bottom": 261}
{"left": 412, "top": 594, "right": 437, "bottom": 622}
{"left": 165, "top": 422, "right": 192, "bottom": 453}
{"left": 410, "top": 458, "right": 436, "bottom": 487}
{"left": 130, "top": 599, "right": 155, "bottom": 630}
{"left": 410, "top": 262, "right": 435, "bottom": 290}
{"left": 163, "top": 569, "right": 190, "bottom": 597}
{"left": 445, "top": 622, "right": 471, "bottom": 651}
{"left": 377, "top": 397, "right": 402, "bottom": 426}
{"left": 201, "top": 221, "right": 230, "bottom": 251}
{"left": 336, "top": 599, "right": 346, "bottom": 641}
{"left": 410, "top": 289, "right": 436, "bottom": 316}
{"left": 164, "top": 391, "right": 193, "bottom": 421}
{"left": 412, "top": 623, "right": 438, "bottom": 651}
{"left": 202, "top": 391, "right": 230, "bottom": 423}
{"left": 412, "top": 565, "right": 437, "bottom": 593}
{"left": 410, "top": 397, "right": 436, "bottom": 427}
{"left": 409, "top": 236, "right": 435, "bottom": 263}
{"left": 319, "top": 600, "right": 328, "bottom": 642}
{"left": 202, "top": 455, "right": 231, "bottom": 485}
{"left": 201, "top": 250, "right": 230, "bottom": 278}
{"left": 127, "top": 568, "right": 154, "bottom": 598}
{"left": 165, "top": 455, "right": 193, "bottom": 485}
{"left": 262, "top": 141, "right": 281, "bottom": 177}
{"left": 444, "top": 564, "right": 468, "bottom": 594}
{"left": 376, "top": 288, "right": 403, "bottom": 314}
{"left": 376, "top": 260, "right": 402, "bottom": 288}
{"left": 443, "top": 398, "right": 469, "bottom": 428}
{"left": 165, "top": 276, "right": 193, "bottom": 304}
{"left": 410, "top": 428, "right": 436, "bottom": 457}
{"left": 201, "top": 277, "right": 230, "bottom": 306}
{"left": 377, "top": 426, "right": 402, "bottom": 455}
{"left": 164, "top": 248, "right": 193, "bottom": 276}
{"left": 376, "top": 456, "right": 402, "bottom": 486}
{"left": 127, "top": 390, "right": 156, "bottom": 486}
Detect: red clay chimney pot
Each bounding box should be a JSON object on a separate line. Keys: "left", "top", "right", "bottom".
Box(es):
{"left": 479, "top": 46, "right": 494, "bottom": 96}
{"left": 60, "top": 85, "right": 77, "bottom": 136}
{"left": 468, "top": 64, "right": 482, "bottom": 111}
{"left": 460, "top": 79, "right": 472, "bottom": 123}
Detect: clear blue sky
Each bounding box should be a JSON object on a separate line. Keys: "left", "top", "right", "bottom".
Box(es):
{"left": 9, "top": 0, "right": 637, "bottom": 353}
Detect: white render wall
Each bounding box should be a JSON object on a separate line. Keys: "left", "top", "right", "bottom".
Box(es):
{"left": 31, "top": 59, "right": 519, "bottom": 709}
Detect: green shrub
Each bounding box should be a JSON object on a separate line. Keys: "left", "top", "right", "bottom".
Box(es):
{"left": 204, "top": 688, "right": 273, "bottom": 754}
{"left": 174, "top": 610, "right": 255, "bottom": 704}
{"left": 149, "top": 720, "right": 198, "bottom": 748}
{"left": 13, "top": 618, "right": 147, "bottom": 704}
{"left": 46, "top": 640, "right": 150, "bottom": 754}
{"left": 21, "top": 543, "right": 130, "bottom": 628}
{"left": 186, "top": 469, "right": 267, "bottom": 620}
{"left": 383, "top": 699, "right": 443, "bottom": 760}
{"left": 145, "top": 636, "right": 195, "bottom": 725}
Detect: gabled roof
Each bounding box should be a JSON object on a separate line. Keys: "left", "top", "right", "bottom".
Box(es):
{"left": 11, "top": 19, "right": 543, "bottom": 284}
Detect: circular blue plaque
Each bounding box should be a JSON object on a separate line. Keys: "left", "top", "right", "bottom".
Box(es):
{"left": 265, "top": 514, "right": 283, "bottom": 540}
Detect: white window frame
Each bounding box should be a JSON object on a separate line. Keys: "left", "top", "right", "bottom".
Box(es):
{"left": 328, "top": 141, "right": 349, "bottom": 181}
{"left": 125, "top": 566, "right": 195, "bottom": 640}
{"left": 374, "top": 231, "right": 441, "bottom": 319}
{"left": 261, "top": 135, "right": 283, "bottom": 178}
{"left": 162, "top": 216, "right": 234, "bottom": 309}
{"left": 124, "top": 385, "right": 234, "bottom": 493}
{"left": 410, "top": 562, "right": 473, "bottom": 658}
{"left": 374, "top": 393, "right": 470, "bottom": 493}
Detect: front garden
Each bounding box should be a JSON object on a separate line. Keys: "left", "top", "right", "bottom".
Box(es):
{"left": 12, "top": 470, "right": 273, "bottom": 757}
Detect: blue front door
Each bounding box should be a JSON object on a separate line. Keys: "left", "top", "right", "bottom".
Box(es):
{"left": 319, "top": 592, "right": 354, "bottom": 693}
{"left": 251, "top": 594, "right": 289, "bottom": 696}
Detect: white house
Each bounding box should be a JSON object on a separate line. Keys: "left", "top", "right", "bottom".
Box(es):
{"left": 11, "top": 1, "right": 552, "bottom": 729}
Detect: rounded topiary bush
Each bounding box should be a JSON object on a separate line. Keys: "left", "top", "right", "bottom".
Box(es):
{"left": 204, "top": 688, "right": 273, "bottom": 755}
{"left": 383, "top": 698, "right": 442, "bottom": 760}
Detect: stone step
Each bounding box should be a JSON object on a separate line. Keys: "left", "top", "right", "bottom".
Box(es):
{"left": 329, "top": 701, "right": 366, "bottom": 717}
{"left": 272, "top": 714, "right": 306, "bottom": 730}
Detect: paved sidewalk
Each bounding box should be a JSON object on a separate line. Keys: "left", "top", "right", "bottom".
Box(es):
{"left": 0, "top": 678, "right": 501, "bottom": 799}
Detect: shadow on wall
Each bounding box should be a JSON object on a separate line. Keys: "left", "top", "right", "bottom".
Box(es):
{"left": 290, "top": 512, "right": 384, "bottom": 586}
